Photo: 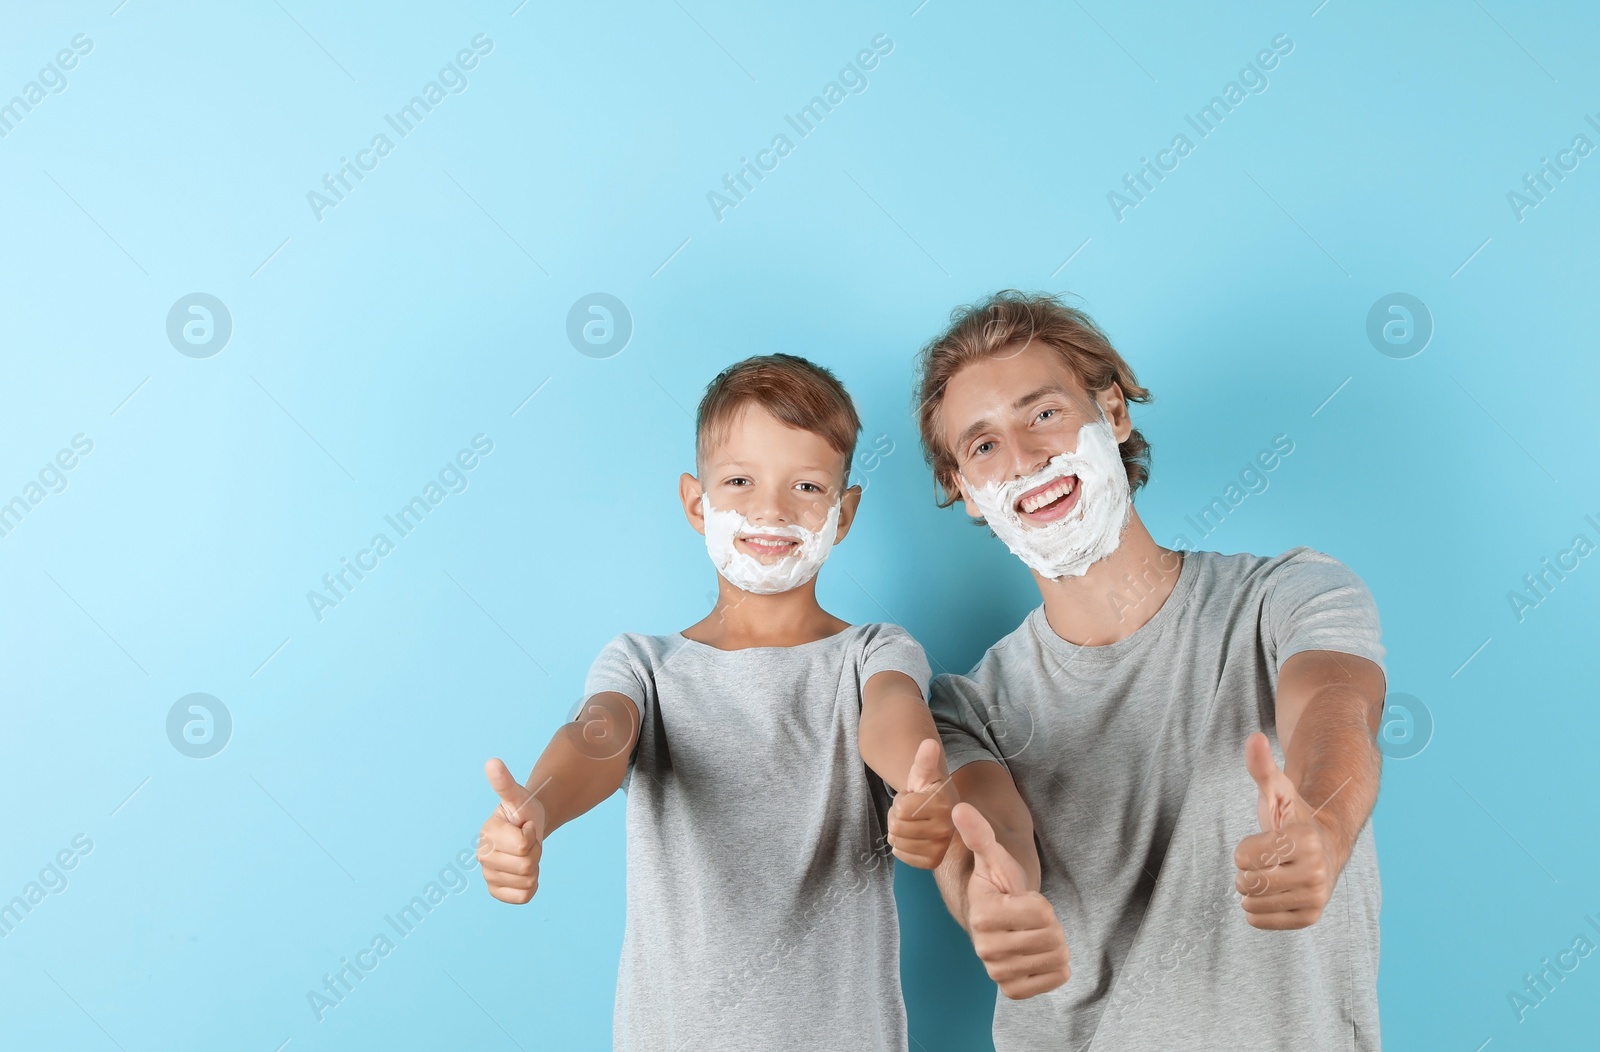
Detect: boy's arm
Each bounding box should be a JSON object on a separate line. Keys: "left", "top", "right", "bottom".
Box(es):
{"left": 860, "top": 669, "right": 959, "bottom": 869}
{"left": 858, "top": 670, "right": 942, "bottom": 792}
{"left": 480, "top": 691, "right": 639, "bottom": 904}
{"left": 525, "top": 691, "right": 641, "bottom": 832}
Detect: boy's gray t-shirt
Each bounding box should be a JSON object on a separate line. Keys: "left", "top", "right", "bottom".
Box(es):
{"left": 584, "top": 622, "right": 932, "bottom": 1052}
{"left": 932, "top": 547, "right": 1387, "bottom": 1052}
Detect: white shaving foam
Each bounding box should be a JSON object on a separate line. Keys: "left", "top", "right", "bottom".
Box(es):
{"left": 961, "top": 418, "right": 1131, "bottom": 580}
{"left": 701, "top": 493, "right": 842, "bottom": 595}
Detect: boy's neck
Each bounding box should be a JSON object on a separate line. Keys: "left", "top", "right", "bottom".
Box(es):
{"left": 1032, "top": 506, "right": 1185, "bottom": 647}
{"left": 682, "top": 578, "right": 849, "bottom": 650}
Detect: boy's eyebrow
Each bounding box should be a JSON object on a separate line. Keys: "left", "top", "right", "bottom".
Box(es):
{"left": 951, "top": 383, "right": 1071, "bottom": 454}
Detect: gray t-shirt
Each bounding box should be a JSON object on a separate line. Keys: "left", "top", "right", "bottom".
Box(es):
{"left": 932, "top": 547, "right": 1386, "bottom": 1052}
{"left": 584, "top": 622, "right": 933, "bottom": 1052}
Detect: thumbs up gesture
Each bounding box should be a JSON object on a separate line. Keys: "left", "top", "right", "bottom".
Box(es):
{"left": 1233, "top": 732, "right": 1337, "bottom": 930}
{"left": 887, "top": 739, "right": 958, "bottom": 868}
{"left": 478, "top": 758, "right": 548, "bottom": 905}
{"left": 954, "top": 803, "right": 1071, "bottom": 999}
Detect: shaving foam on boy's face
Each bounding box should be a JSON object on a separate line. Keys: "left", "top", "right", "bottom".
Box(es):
{"left": 960, "top": 414, "right": 1131, "bottom": 580}
{"left": 701, "top": 493, "right": 841, "bottom": 595}
{"left": 695, "top": 403, "right": 849, "bottom": 595}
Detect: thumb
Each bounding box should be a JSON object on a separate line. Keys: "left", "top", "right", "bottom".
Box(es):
{"left": 906, "top": 738, "right": 944, "bottom": 794}
{"left": 953, "top": 802, "right": 1025, "bottom": 897}
{"left": 1244, "top": 733, "right": 1294, "bottom": 831}
{"left": 485, "top": 758, "right": 540, "bottom": 828}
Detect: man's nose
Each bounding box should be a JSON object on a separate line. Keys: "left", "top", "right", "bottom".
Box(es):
{"left": 1009, "top": 432, "right": 1055, "bottom": 480}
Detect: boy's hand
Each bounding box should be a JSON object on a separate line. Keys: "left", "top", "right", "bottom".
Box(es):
{"left": 887, "top": 738, "right": 957, "bottom": 868}
{"left": 953, "top": 802, "right": 1070, "bottom": 999}
{"left": 479, "top": 758, "right": 547, "bottom": 905}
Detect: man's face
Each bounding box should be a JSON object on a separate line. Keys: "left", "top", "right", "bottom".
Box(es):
{"left": 940, "top": 341, "right": 1122, "bottom": 525}
{"left": 688, "top": 404, "right": 855, "bottom": 562}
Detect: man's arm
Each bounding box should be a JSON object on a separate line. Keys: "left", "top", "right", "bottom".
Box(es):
{"left": 933, "top": 759, "right": 1042, "bottom": 932}
{"left": 1277, "top": 649, "right": 1386, "bottom": 867}
{"left": 1235, "top": 649, "right": 1386, "bottom": 928}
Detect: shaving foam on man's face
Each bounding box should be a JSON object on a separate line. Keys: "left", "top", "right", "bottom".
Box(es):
{"left": 960, "top": 415, "right": 1132, "bottom": 580}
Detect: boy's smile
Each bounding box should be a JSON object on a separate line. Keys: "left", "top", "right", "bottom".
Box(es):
{"left": 737, "top": 532, "right": 802, "bottom": 561}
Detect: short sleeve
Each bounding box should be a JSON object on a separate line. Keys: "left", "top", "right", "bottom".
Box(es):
{"left": 929, "top": 673, "right": 1008, "bottom": 773}
{"left": 859, "top": 623, "right": 933, "bottom": 698}
{"left": 1264, "top": 548, "right": 1386, "bottom": 673}
{"left": 581, "top": 634, "right": 658, "bottom": 778}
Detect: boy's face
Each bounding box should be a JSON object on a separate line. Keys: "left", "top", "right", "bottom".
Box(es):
{"left": 940, "top": 340, "right": 1131, "bottom": 522}
{"left": 681, "top": 403, "right": 860, "bottom": 563}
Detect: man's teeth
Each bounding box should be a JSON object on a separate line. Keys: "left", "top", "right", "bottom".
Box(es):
{"left": 1019, "top": 477, "right": 1076, "bottom": 514}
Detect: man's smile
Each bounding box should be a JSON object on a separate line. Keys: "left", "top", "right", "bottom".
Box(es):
{"left": 1015, "top": 473, "right": 1080, "bottom": 524}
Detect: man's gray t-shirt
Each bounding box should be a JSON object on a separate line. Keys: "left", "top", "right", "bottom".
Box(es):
{"left": 584, "top": 622, "right": 932, "bottom": 1052}
{"left": 932, "top": 547, "right": 1386, "bottom": 1052}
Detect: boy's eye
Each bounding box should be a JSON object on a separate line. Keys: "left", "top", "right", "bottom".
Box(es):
{"left": 726, "top": 478, "right": 750, "bottom": 487}
{"left": 798, "top": 482, "right": 823, "bottom": 493}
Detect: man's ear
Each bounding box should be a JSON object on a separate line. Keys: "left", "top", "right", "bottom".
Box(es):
{"left": 832, "top": 484, "right": 864, "bottom": 545}
{"left": 1098, "top": 382, "right": 1133, "bottom": 444}
{"left": 680, "top": 472, "right": 707, "bottom": 536}
{"left": 949, "top": 470, "right": 982, "bottom": 520}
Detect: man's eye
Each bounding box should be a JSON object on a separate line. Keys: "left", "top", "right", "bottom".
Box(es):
{"left": 974, "top": 441, "right": 994, "bottom": 457}
{"left": 1036, "top": 408, "right": 1057, "bottom": 424}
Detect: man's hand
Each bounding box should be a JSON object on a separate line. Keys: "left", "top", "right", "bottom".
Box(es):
{"left": 478, "top": 757, "right": 548, "bottom": 905}
{"left": 954, "top": 802, "right": 1070, "bottom": 999}
{"left": 887, "top": 739, "right": 958, "bottom": 868}
{"left": 1233, "top": 732, "right": 1340, "bottom": 929}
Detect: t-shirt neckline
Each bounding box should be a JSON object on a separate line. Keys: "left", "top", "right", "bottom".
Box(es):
{"left": 1027, "top": 549, "right": 1200, "bottom": 669}
{"left": 674, "top": 623, "right": 862, "bottom": 654}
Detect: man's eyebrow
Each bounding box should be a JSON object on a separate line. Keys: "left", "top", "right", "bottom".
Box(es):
{"left": 951, "top": 384, "right": 1071, "bottom": 454}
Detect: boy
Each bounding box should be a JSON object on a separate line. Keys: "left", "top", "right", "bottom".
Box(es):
{"left": 477, "top": 353, "right": 957, "bottom": 1050}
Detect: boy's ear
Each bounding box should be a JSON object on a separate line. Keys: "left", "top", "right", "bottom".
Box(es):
{"left": 831, "top": 484, "right": 864, "bottom": 546}
{"left": 680, "top": 473, "right": 707, "bottom": 536}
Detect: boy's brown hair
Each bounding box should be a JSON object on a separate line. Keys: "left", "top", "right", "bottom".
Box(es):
{"left": 912, "top": 289, "right": 1154, "bottom": 507}
{"left": 696, "top": 353, "right": 862, "bottom": 488}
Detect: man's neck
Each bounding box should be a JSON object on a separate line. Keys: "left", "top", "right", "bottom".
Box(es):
{"left": 1031, "top": 506, "right": 1184, "bottom": 647}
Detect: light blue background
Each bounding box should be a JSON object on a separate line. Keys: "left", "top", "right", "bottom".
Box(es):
{"left": 2, "top": 1, "right": 1597, "bottom": 1049}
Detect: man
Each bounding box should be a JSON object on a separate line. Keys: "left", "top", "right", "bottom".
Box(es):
{"left": 910, "top": 290, "right": 1387, "bottom": 1050}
